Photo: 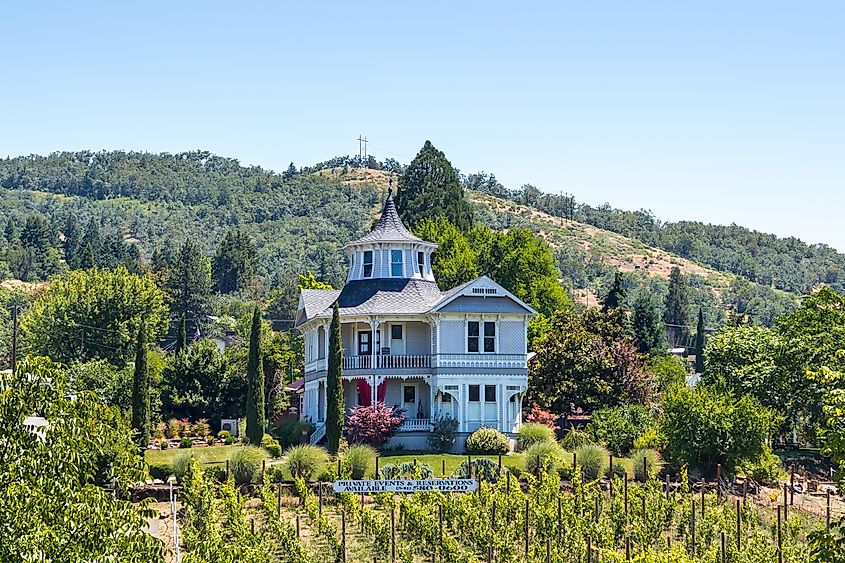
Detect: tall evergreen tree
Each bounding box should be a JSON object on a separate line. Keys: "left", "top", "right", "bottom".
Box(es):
{"left": 167, "top": 239, "right": 212, "bottom": 317}
{"left": 175, "top": 313, "right": 187, "bottom": 355}
{"left": 62, "top": 214, "right": 81, "bottom": 266}
{"left": 693, "top": 308, "right": 706, "bottom": 373}
{"left": 664, "top": 267, "right": 691, "bottom": 347}
{"left": 632, "top": 293, "right": 666, "bottom": 354}
{"left": 325, "top": 302, "right": 344, "bottom": 454}
{"left": 396, "top": 140, "right": 474, "bottom": 231}
{"left": 130, "top": 319, "right": 150, "bottom": 450}
{"left": 212, "top": 229, "right": 258, "bottom": 293}
{"left": 602, "top": 272, "right": 626, "bottom": 312}
{"left": 245, "top": 305, "right": 265, "bottom": 444}
{"left": 74, "top": 219, "right": 101, "bottom": 269}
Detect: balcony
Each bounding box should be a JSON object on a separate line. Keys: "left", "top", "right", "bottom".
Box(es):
{"left": 343, "top": 354, "right": 432, "bottom": 371}
{"left": 433, "top": 354, "right": 526, "bottom": 369}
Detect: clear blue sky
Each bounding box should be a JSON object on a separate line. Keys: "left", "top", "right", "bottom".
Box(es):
{"left": 2, "top": 2, "right": 843, "bottom": 250}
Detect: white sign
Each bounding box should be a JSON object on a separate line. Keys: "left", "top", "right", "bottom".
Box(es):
{"left": 332, "top": 479, "right": 479, "bottom": 494}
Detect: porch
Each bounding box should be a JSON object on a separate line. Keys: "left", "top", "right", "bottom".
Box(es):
{"left": 342, "top": 375, "right": 433, "bottom": 432}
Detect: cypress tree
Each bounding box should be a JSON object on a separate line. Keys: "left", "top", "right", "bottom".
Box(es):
{"left": 325, "top": 302, "right": 344, "bottom": 454}
{"left": 664, "top": 267, "right": 691, "bottom": 347}
{"left": 693, "top": 308, "right": 706, "bottom": 373}
{"left": 396, "top": 140, "right": 474, "bottom": 231}
{"left": 131, "top": 319, "right": 150, "bottom": 450}
{"left": 175, "top": 313, "right": 187, "bottom": 355}
{"left": 632, "top": 293, "right": 666, "bottom": 354}
{"left": 602, "top": 272, "right": 626, "bottom": 312}
{"left": 245, "top": 305, "right": 265, "bottom": 444}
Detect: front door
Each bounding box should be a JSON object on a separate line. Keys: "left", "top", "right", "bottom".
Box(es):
{"left": 390, "top": 323, "right": 405, "bottom": 355}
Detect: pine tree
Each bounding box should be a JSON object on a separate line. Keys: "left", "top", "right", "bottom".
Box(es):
{"left": 632, "top": 293, "right": 666, "bottom": 354}
{"left": 325, "top": 302, "right": 344, "bottom": 454}
{"left": 664, "top": 267, "right": 691, "bottom": 347}
{"left": 62, "top": 214, "right": 81, "bottom": 266}
{"left": 74, "top": 220, "right": 101, "bottom": 269}
{"left": 131, "top": 319, "right": 150, "bottom": 450}
{"left": 212, "top": 229, "right": 257, "bottom": 293}
{"left": 602, "top": 272, "right": 626, "bottom": 312}
{"left": 175, "top": 313, "right": 187, "bottom": 355}
{"left": 245, "top": 305, "right": 265, "bottom": 444}
{"left": 168, "top": 239, "right": 212, "bottom": 317}
{"left": 396, "top": 140, "right": 474, "bottom": 231}
{"left": 693, "top": 308, "right": 706, "bottom": 373}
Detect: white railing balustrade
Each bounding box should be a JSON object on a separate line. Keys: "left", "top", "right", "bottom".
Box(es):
{"left": 398, "top": 418, "right": 433, "bottom": 432}
{"left": 342, "top": 356, "right": 373, "bottom": 370}
{"left": 433, "top": 354, "right": 526, "bottom": 369}
{"left": 378, "top": 355, "right": 430, "bottom": 369}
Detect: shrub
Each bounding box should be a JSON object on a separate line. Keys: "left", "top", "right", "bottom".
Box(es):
{"left": 586, "top": 404, "right": 656, "bottom": 456}
{"left": 152, "top": 422, "right": 166, "bottom": 440}
{"left": 524, "top": 441, "right": 564, "bottom": 475}
{"left": 346, "top": 403, "right": 405, "bottom": 447}
{"left": 631, "top": 449, "right": 663, "bottom": 482}
{"left": 517, "top": 422, "right": 556, "bottom": 451}
{"left": 179, "top": 437, "right": 193, "bottom": 449}
{"left": 453, "top": 458, "right": 506, "bottom": 482}
{"left": 285, "top": 445, "right": 328, "bottom": 480}
{"left": 261, "top": 434, "right": 282, "bottom": 458}
{"left": 206, "top": 436, "right": 215, "bottom": 447}
{"left": 427, "top": 416, "right": 459, "bottom": 453}
{"left": 159, "top": 439, "right": 168, "bottom": 450}
{"left": 378, "top": 461, "right": 433, "bottom": 480}
{"left": 736, "top": 445, "right": 785, "bottom": 484}
{"left": 575, "top": 443, "right": 609, "bottom": 481}
{"left": 525, "top": 403, "right": 559, "bottom": 428}
{"left": 560, "top": 429, "right": 592, "bottom": 450}
{"left": 171, "top": 450, "right": 197, "bottom": 483}
{"left": 165, "top": 418, "right": 181, "bottom": 439}
{"left": 224, "top": 435, "right": 235, "bottom": 445}
{"left": 465, "top": 427, "right": 510, "bottom": 455}
{"left": 148, "top": 461, "right": 170, "bottom": 481}
{"left": 344, "top": 444, "right": 377, "bottom": 479}
{"left": 265, "top": 464, "right": 290, "bottom": 483}
{"left": 192, "top": 419, "right": 210, "bottom": 438}
{"left": 271, "top": 420, "right": 316, "bottom": 447}
{"left": 661, "top": 384, "right": 780, "bottom": 476}
{"left": 218, "top": 430, "right": 231, "bottom": 440}
{"left": 633, "top": 426, "right": 664, "bottom": 450}
{"left": 228, "top": 446, "right": 265, "bottom": 486}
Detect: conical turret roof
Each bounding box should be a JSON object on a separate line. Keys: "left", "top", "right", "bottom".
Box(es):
{"left": 345, "top": 190, "right": 435, "bottom": 248}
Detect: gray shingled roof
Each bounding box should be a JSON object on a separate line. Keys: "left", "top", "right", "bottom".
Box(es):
{"left": 300, "top": 288, "right": 341, "bottom": 321}
{"left": 345, "top": 191, "right": 427, "bottom": 247}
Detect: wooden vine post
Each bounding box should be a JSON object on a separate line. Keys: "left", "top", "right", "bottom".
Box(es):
{"left": 609, "top": 454, "right": 614, "bottom": 497}
{"left": 716, "top": 464, "right": 721, "bottom": 499}
{"left": 375, "top": 455, "right": 380, "bottom": 479}
{"left": 720, "top": 531, "right": 726, "bottom": 563}
{"left": 341, "top": 510, "right": 347, "bottom": 563}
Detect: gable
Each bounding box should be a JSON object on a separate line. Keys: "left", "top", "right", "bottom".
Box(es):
{"left": 437, "top": 295, "right": 533, "bottom": 314}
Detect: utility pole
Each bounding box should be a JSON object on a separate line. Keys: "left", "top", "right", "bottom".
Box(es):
{"left": 357, "top": 134, "right": 368, "bottom": 167}
{"left": 10, "top": 305, "right": 18, "bottom": 373}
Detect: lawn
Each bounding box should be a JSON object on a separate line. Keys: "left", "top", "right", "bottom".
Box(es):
{"left": 378, "top": 451, "right": 527, "bottom": 477}
{"left": 145, "top": 444, "right": 271, "bottom": 472}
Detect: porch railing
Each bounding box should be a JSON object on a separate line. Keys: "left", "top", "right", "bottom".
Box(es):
{"left": 342, "top": 354, "right": 431, "bottom": 370}
{"left": 398, "top": 418, "right": 433, "bottom": 432}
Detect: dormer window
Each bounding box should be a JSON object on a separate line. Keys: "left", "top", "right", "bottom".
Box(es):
{"left": 417, "top": 252, "right": 425, "bottom": 274}
{"left": 363, "top": 250, "right": 373, "bottom": 278}
{"left": 391, "top": 249, "right": 403, "bottom": 277}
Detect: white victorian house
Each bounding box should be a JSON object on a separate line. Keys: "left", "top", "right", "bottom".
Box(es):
{"left": 295, "top": 191, "right": 536, "bottom": 450}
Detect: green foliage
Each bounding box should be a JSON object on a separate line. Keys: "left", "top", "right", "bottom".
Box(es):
{"left": 396, "top": 140, "right": 474, "bottom": 232}
{"left": 176, "top": 313, "right": 187, "bottom": 355}
{"left": 602, "top": 272, "right": 626, "bottom": 311}
{"left": 213, "top": 229, "right": 257, "bottom": 293}
{"left": 413, "top": 216, "right": 478, "bottom": 290}
{"left": 632, "top": 292, "right": 667, "bottom": 354}
{"left": 587, "top": 404, "right": 656, "bottom": 456}
{"left": 529, "top": 308, "right": 655, "bottom": 413}
{"left": 735, "top": 445, "right": 785, "bottom": 484}
{"left": 645, "top": 354, "right": 687, "bottom": 392}
{"left": 22, "top": 267, "right": 168, "bottom": 364}
{"left": 453, "top": 458, "right": 506, "bottom": 482}
{"left": 0, "top": 357, "right": 164, "bottom": 561}
{"left": 661, "top": 383, "right": 780, "bottom": 475}
{"left": 131, "top": 319, "right": 150, "bottom": 449}
{"left": 261, "top": 434, "right": 282, "bottom": 458}
{"left": 633, "top": 426, "right": 665, "bottom": 451}
{"left": 164, "top": 239, "right": 212, "bottom": 316}
{"left": 325, "top": 302, "right": 344, "bottom": 454}
{"left": 427, "top": 415, "right": 460, "bottom": 452}
{"left": 161, "top": 339, "right": 234, "bottom": 422}
{"left": 574, "top": 443, "right": 610, "bottom": 481}
{"left": 298, "top": 271, "right": 334, "bottom": 290}
{"left": 465, "top": 427, "right": 510, "bottom": 455}
{"left": 271, "top": 419, "right": 316, "bottom": 447}
{"left": 809, "top": 359, "right": 845, "bottom": 484}
{"left": 693, "top": 308, "right": 705, "bottom": 373}
{"left": 559, "top": 428, "right": 593, "bottom": 450}
{"left": 516, "top": 422, "right": 556, "bottom": 451}
{"left": 343, "top": 444, "right": 377, "bottom": 479}
{"left": 171, "top": 449, "right": 197, "bottom": 482}
{"left": 245, "top": 305, "right": 265, "bottom": 444}
{"left": 285, "top": 444, "right": 328, "bottom": 480}
{"left": 631, "top": 448, "right": 663, "bottom": 482}
{"left": 664, "top": 267, "right": 691, "bottom": 346}
{"left": 179, "top": 437, "right": 193, "bottom": 448}
{"left": 524, "top": 441, "right": 565, "bottom": 475}
{"left": 228, "top": 445, "right": 265, "bottom": 486}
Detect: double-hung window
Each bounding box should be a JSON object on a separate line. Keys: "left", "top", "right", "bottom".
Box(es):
{"left": 468, "top": 321, "right": 496, "bottom": 353}
{"left": 363, "top": 250, "right": 373, "bottom": 278}
{"left": 391, "top": 249, "right": 403, "bottom": 277}
{"left": 417, "top": 251, "right": 425, "bottom": 274}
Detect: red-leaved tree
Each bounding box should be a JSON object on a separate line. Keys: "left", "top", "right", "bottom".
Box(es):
{"left": 525, "top": 403, "right": 559, "bottom": 429}
{"left": 346, "top": 403, "right": 406, "bottom": 447}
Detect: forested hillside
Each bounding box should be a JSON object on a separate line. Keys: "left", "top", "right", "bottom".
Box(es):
{"left": 0, "top": 150, "right": 836, "bottom": 331}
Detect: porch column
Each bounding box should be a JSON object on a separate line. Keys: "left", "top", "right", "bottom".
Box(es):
{"left": 498, "top": 383, "right": 504, "bottom": 432}
{"left": 323, "top": 321, "right": 330, "bottom": 363}
{"left": 370, "top": 317, "right": 378, "bottom": 403}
